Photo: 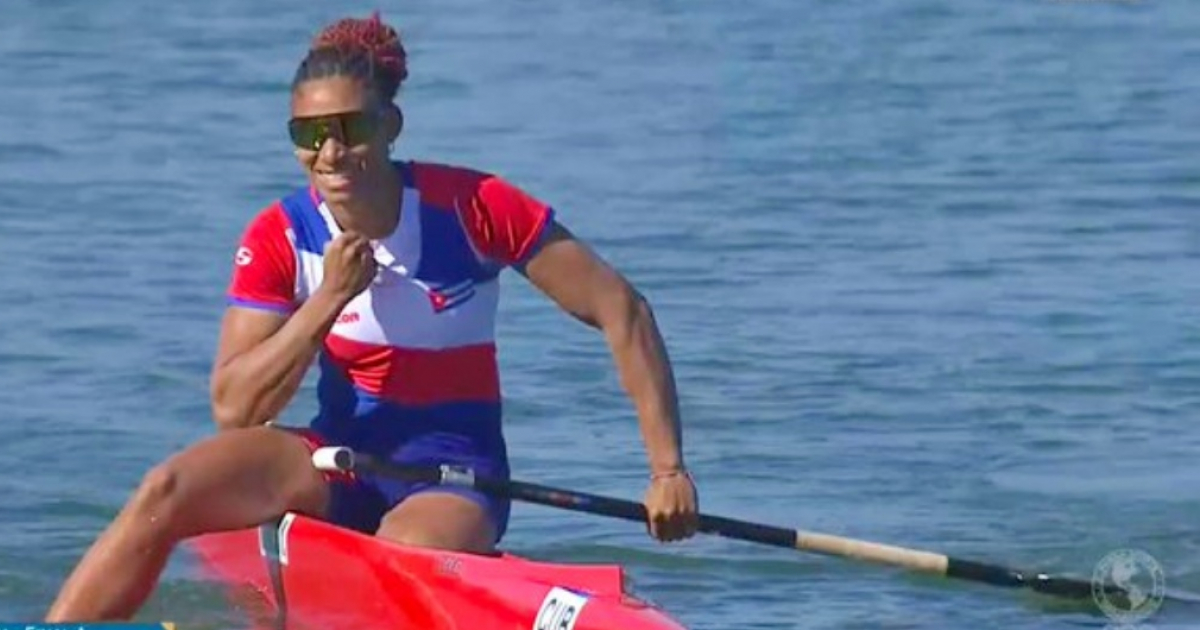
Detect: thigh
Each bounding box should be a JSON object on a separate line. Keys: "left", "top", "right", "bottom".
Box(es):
{"left": 157, "top": 426, "right": 330, "bottom": 537}
{"left": 369, "top": 432, "right": 511, "bottom": 547}
{"left": 375, "top": 491, "right": 498, "bottom": 554}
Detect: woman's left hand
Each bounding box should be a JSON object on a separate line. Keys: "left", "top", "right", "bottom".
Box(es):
{"left": 643, "top": 470, "right": 699, "bottom": 542}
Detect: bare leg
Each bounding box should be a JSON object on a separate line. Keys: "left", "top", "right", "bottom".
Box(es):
{"left": 374, "top": 492, "right": 496, "bottom": 554}
{"left": 45, "top": 427, "right": 328, "bottom": 622}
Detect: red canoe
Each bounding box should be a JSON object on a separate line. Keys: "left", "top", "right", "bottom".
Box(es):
{"left": 189, "top": 512, "right": 688, "bottom": 630}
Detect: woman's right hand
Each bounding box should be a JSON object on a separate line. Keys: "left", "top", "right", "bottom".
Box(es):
{"left": 320, "top": 232, "right": 377, "bottom": 302}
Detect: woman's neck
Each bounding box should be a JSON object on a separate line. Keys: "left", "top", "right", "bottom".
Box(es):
{"left": 326, "top": 164, "right": 403, "bottom": 240}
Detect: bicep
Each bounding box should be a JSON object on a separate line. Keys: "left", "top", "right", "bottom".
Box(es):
{"left": 520, "top": 222, "right": 639, "bottom": 328}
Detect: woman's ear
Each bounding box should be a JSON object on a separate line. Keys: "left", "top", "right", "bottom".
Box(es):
{"left": 386, "top": 104, "right": 403, "bottom": 142}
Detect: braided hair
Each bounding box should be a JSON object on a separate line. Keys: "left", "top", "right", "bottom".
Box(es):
{"left": 292, "top": 11, "right": 408, "bottom": 102}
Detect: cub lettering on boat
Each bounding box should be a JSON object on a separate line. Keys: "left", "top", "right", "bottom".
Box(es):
{"left": 534, "top": 586, "right": 589, "bottom": 630}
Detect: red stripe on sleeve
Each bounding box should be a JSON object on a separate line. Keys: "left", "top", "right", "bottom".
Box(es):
{"left": 226, "top": 203, "right": 297, "bottom": 312}
{"left": 466, "top": 175, "right": 554, "bottom": 266}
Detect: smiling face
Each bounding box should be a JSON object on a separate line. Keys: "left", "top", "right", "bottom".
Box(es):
{"left": 289, "top": 75, "right": 394, "bottom": 204}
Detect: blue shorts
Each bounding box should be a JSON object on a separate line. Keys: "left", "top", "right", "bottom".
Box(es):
{"left": 278, "top": 411, "right": 511, "bottom": 542}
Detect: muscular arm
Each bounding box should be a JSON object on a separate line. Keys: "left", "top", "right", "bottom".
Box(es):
{"left": 521, "top": 222, "right": 685, "bottom": 474}
{"left": 209, "top": 289, "right": 348, "bottom": 430}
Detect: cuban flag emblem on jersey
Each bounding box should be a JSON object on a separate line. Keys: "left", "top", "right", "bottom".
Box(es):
{"left": 418, "top": 278, "right": 475, "bottom": 313}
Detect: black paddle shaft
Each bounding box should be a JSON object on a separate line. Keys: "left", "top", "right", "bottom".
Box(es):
{"left": 341, "top": 451, "right": 1186, "bottom": 609}
{"left": 350, "top": 453, "right": 796, "bottom": 548}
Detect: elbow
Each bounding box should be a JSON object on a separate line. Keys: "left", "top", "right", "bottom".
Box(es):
{"left": 210, "top": 398, "right": 250, "bottom": 431}
{"left": 629, "top": 290, "right": 655, "bottom": 327}
{"left": 209, "top": 373, "right": 255, "bottom": 431}
{"left": 600, "top": 286, "right": 655, "bottom": 336}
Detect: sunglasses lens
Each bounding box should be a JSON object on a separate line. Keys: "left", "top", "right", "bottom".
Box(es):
{"left": 288, "top": 112, "right": 376, "bottom": 150}
{"left": 341, "top": 113, "right": 376, "bottom": 146}
{"left": 288, "top": 118, "right": 331, "bottom": 151}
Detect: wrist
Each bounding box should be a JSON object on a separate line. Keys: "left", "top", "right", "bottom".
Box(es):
{"left": 649, "top": 465, "right": 689, "bottom": 481}
{"left": 648, "top": 453, "right": 685, "bottom": 475}
{"left": 312, "top": 285, "right": 354, "bottom": 311}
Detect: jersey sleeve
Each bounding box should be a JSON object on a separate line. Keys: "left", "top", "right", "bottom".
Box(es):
{"left": 461, "top": 175, "right": 555, "bottom": 267}
{"left": 226, "top": 203, "right": 297, "bottom": 313}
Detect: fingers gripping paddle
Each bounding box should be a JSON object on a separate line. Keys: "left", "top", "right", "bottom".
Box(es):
{"left": 311, "top": 447, "right": 1200, "bottom": 611}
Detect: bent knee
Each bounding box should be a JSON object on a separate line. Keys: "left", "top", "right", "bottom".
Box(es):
{"left": 374, "top": 511, "right": 438, "bottom": 547}
{"left": 128, "top": 463, "right": 188, "bottom": 538}
{"left": 377, "top": 527, "right": 489, "bottom": 553}
{"left": 375, "top": 510, "right": 495, "bottom": 554}
{"left": 133, "top": 464, "right": 180, "bottom": 509}
{"left": 376, "top": 527, "right": 444, "bottom": 550}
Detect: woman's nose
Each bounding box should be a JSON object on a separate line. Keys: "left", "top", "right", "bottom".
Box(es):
{"left": 316, "top": 135, "right": 347, "bottom": 164}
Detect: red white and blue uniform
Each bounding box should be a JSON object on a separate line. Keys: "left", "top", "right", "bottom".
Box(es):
{"left": 226, "top": 160, "right": 554, "bottom": 539}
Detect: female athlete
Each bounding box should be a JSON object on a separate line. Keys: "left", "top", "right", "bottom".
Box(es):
{"left": 46, "top": 11, "right": 698, "bottom": 622}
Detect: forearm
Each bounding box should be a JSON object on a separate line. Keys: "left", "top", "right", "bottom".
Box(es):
{"left": 211, "top": 289, "right": 347, "bottom": 429}
{"left": 604, "top": 296, "right": 685, "bottom": 473}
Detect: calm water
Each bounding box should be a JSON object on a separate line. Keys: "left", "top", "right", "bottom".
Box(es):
{"left": 2, "top": 0, "right": 1199, "bottom": 628}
